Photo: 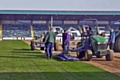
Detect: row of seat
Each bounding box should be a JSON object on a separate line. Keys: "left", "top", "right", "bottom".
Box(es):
{"left": 2, "top": 24, "right": 31, "bottom": 37}
{"left": 32, "top": 24, "right": 48, "bottom": 37}
{"left": 2, "top": 24, "right": 116, "bottom": 38}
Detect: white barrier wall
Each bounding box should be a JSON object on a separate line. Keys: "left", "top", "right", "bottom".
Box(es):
{"left": 2, "top": 37, "right": 32, "bottom": 40}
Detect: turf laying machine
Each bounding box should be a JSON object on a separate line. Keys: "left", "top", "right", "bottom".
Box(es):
{"left": 75, "top": 34, "right": 114, "bottom": 61}
{"left": 56, "top": 42, "right": 79, "bottom": 61}
{"left": 74, "top": 19, "right": 114, "bottom": 61}
{"left": 56, "top": 19, "right": 114, "bottom": 61}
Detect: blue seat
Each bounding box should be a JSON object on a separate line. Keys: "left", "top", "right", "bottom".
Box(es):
{"left": 2, "top": 24, "right": 31, "bottom": 37}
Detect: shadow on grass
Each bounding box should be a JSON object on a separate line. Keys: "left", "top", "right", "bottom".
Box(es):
{"left": 11, "top": 48, "right": 42, "bottom": 54}
{"left": 10, "top": 48, "right": 63, "bottom": 61}
{"left": 11, "top": 51, "right": 41, "bottom": 54}
{"left": 8, "top": 48, "right": 109, "bottom": 61}
{"left": 0, "top": 48, "right": 48, "bottom": 59}
{"left": 0, "top": 54, "right": 47, "bottom": 59}
{"left": 0, "top": 72, "right": 119, "bottom": 80}
{"left": 3, "top": 48, "right": 77, "bottom": 61}
{"left": 13, "top": 48, "right": 33, "bottom": 51}
{"left": 51, "top": 56, "right": 64, "bottom": 61}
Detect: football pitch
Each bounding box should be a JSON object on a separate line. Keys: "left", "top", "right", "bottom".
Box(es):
{"left": 0, "top": 40, "right": 119, "bottom": 80}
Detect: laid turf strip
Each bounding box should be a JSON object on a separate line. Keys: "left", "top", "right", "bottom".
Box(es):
{"left": 0, "top": 40, "right": 119, "bottom": 80}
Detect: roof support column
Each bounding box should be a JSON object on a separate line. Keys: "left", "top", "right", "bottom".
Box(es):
{"left": 0, "top": 24, "right": 2, "bottom": 40}
{"left": 50, "top": 16, "right": 53, "bottom": 28}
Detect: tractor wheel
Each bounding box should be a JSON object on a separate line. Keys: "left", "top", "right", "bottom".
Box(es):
{"left": 106, "top": 50, "right": 114, "bottom": 61}
{"left": 77, "top": 51, "right": 85, "bottom": 58}
{"left": 85, "top": 50, "right": 92, "bottom": 61}
{"left": 96, "top": 55, "right": 103, "bottom": 58}
{"left": 30, "top": 40, "right": 35, "bottom": 50}
{"left": 114, "top": 35, "right": 120, "bottom": 52}
{"left": 76, "top": 42, "right": 85, "bottom": 58}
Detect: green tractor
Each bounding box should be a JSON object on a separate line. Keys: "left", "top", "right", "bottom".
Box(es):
{"left": 76, "top": 19, "right": 114, "bottom": 61}
{"left": 76, "top": 33, "right": 114, "bottom": 61}
{"left": 90, "top": 35, "right": 114, "bottom": 60}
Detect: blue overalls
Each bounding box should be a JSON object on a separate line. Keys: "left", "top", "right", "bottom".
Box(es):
{"left": 109, "top": 32, "right": 115, "bottom": 50}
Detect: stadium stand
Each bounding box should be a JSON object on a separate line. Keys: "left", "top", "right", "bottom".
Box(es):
{"left": 62, "top": 24, "right": 78, "bottom": 30}
{"left": 2, "top": 24, "right": 31, "bottom": 40}
{"left": 32, "top": 24, "right": 48, "bottom": 37}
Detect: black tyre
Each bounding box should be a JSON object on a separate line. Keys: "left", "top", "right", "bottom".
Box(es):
{"left": 76, "top": 42, "right": 81, "bottom": 57}
{"left": 85, "top": 50, "right": 92, "bottom": 61}
{"left": 96, "top": 55, "right": 103, "bottom": 58}
{"left": 40, "top": 47, "right": 44, "bottom": 50}
{"left": 77, "top": 51, "right": 85, "bottom": 58}
{"left": 106, "top": 50, "right": 114, "bottom": 61}
{"left": 30, "top": 40, "right": 35, "bottom": 50}
{"left": 114, "top": 35, "right": 120, "bottom": 52}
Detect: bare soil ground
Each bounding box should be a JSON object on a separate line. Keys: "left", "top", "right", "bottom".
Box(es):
{"left": 24, "top": 40, "right": 120, "bottom": 76}
{"left": 84, "top": 56, "right": 120, "bottom": 76}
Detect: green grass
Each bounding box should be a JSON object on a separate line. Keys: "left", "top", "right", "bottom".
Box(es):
{"left": 0, "top": 40, "right": 119, "bottom": 80}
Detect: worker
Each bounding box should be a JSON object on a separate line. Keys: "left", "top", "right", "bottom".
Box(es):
{"left": 108, "top": 29, "right": 115, "bottom": 50}
{"left": 43, "top": 27, "right": 56, "bottom": 59}
{"left": 70, "top": 32, "right": 89, "bottom": 52}
{"left": 86, "top": 26, "right": 93, "bottom": 36}
{"left": 62, "top": 30, "right": 71, "bottom": 54}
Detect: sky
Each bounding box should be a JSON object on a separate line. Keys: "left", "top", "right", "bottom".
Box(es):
{"left": 0, "top": 0, "right": 120, "bottom": 11}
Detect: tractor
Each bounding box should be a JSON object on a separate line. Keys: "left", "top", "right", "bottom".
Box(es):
{"left": 81, "top": 19, "right": 120, "bottom": 52}
{"left": 75, "top": 32, "right": 114, "bottom": 61}
{"left": 112, "top": 21, "right": 120, "bottom": 52}
{"left": 56, "top": 19, "right": 114, "bottom": 61}
{"left": 74, "top": 19, "right": 114, "bottom": 61}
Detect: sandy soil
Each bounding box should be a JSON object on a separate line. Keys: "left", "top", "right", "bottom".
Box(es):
{"left": 24, "top": 40, "right": 120, "bottom": 76}
{"left": 84, "top": 56, "right": 120, "bottom": 76}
